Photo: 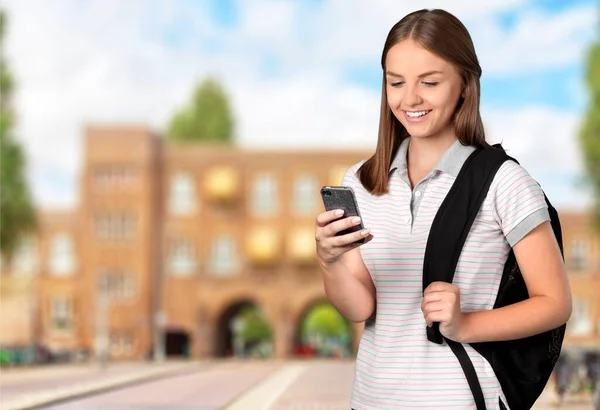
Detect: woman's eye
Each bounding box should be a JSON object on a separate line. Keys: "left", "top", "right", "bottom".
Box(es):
{"left": 422, "top": 82, "right": 439, "bottom": 87}
{"left": 390, "top": 81, "right": 404, "bottom": 87}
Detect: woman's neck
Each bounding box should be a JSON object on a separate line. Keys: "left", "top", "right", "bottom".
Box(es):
{"left": 407, "top": 132, "right": 458, "bottom": 176}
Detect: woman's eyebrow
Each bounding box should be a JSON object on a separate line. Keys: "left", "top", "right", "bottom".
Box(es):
{"left": 385, "top": 70, "right": 444, "bottom": 78}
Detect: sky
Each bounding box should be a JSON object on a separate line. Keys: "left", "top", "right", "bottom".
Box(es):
{"left": 2, "top": 0, "right": 599, "bottom": 211}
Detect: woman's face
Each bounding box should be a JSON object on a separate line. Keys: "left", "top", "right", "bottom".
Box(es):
{"left": 385, "top": 38, "right": 463, "bottom": 140}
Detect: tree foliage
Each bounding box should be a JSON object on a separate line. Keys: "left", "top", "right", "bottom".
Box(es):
{"left": 167, "top": 78, "right": 234, "bottom": 143}
{"left": 579, "top": 13, "right": 600, "bottom": 230}
{"left": 302, "top": 304, "right": 349, "bottom": 339}
{"left": 0, "top": 10, "right": 37, "bottom": 262}
{"left": 238, "top": 305, "right": 272, "bottom": 342}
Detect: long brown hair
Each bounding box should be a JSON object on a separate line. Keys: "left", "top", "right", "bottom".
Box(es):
{"left": 359, "top": 9, "right": 488, "bottom": 195}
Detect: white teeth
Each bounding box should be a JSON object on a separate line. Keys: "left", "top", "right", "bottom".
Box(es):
{"left": 406, "top": 110, "right": 429, "bottom": 117}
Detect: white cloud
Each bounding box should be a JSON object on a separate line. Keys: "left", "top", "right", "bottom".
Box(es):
{"left": 2, "top": 0, "right": 596, "bottom": 211}
{"left": 483, "top": 107, "right": 583, "bottom": 174}
{"left": 4, "top": 0, "right": 219, "bottom": 207}
{"left": 474, "top": 6, "right": 598, "bottom": 74}
{"left": 237, "top": 0, "right": 297, "bottom": 41}
{"left": 242, "top": 0, "right": 597, "bottom": 76}
{"left": 305, "top": 0, "right": 533, "bottom": 67}
{"left": 482, "top": 107, "right": 593, "bottom": 210}
{"left": 234, "top": 77, "right": 380, "bottom": 149}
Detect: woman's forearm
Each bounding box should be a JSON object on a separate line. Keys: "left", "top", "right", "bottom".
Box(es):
{"left": 321, "top": 260, "right": 376, "bottom": 323}
{"left": 459, "top": 295, "right": 571, "bottom": 344}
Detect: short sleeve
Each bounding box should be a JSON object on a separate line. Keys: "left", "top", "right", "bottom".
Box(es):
{"left": 489, "top": 160, "right": 550, "bottom": 248}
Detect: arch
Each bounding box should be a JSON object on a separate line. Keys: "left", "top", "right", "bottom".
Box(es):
{"left": 165, "top": 328, "right": 191, "bottom": 358}
{"left": 213, "top": 298, "right": 274, "bottom": 358}
{"left": 293, "top": 297, "right": 353, "bottom": 359}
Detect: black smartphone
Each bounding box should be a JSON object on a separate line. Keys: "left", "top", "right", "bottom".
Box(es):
{"left": 320, "top": 185, "right": 366, "bottom": 244}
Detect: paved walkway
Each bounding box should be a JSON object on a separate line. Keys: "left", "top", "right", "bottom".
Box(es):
{"left": 223, "top": 362, "right": 594, "bottom": 410}
{"left": 44, "top": 361, "right": 283, "bottom": 410}
{"left": 1, "top": 360, "right": 595, "bottom": 410}
{"left": 0, "top": 360, "right": 200, "bottom": 410}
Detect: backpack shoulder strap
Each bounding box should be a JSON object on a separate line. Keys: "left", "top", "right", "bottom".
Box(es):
{"left": 423, "top": 144, "right": 513, "bottom": 291}
{"left": 423, "top": 144, "right": 514, "bottom": 343}
{"left": 422, "top": 144, "right": 516, "bottom": 410}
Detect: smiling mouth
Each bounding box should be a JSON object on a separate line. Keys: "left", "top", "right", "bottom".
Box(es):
{"left": 403, "top": 110, "right": 432, "bottom": 122}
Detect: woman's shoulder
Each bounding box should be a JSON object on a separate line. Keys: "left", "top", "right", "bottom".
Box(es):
{"left": 491, "top": 158, "right": 537, "bottom": 190}
{"left": 342, "top": 160, "right": 368, "bottom": 185}
{"left": 487, "top": 157, "right": 550, "bottom": 245}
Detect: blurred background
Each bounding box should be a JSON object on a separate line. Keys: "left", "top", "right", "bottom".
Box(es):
{"left": 0, "top": 1, "right": 599, "bottom": 409}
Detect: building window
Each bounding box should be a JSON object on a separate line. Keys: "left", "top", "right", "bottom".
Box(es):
{"left": 97, "top": 268, "right": 136, "bottom": 301}
{"left": 569, "top": 300, "right": 591, "bottom": 336}
{"left": 251, "top": 173, "right": 277, "bottom": 216}
{"left": 293, "top": 175, "right": 318, "bottom": 216}
{"left": 210, "top": 235, "right": 237, "bottom": 276}
{"left": 567, "top": 238, "right": 588, "bottom": 271}
{"left": 94, "top": 212, "right": 136, "bottom": 241}
{"left": 169, "top": 172, "right": 196, "bottom": 215}
{"left": 109, "top": 332, "right": 134, "bottom": 356}
{"left": 169, "top": 238, "right": 196, "bottom": 276}
{"left": 109, "top": 334, "right": 120, "bottom": 355}
{"left": 95, "top": 213, "right": 109, "bottom": 239}
{"left": 94, "top": 165, "right": 136, "bottom": 190}
{"left": 123, "top": 333, "right": 134, "bottom": 355}
{"left": 50, "top": 297, "right": 73, "bottom": 332}
{"left": 123, "top": 213, "right": 135, "bottom": 239}
{"left": 49, "top": 234, "right": 76, "bottom": 276}
{"left": 13, "top": 236, "right": 39, "bottom": 276}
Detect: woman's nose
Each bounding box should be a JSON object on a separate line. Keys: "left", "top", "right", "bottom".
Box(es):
{"left": 404, "top": 84, "right": 422, "bottom": 106}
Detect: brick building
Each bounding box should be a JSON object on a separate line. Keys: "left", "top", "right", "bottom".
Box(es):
{"left": 0, "top": 126, "right": 598, "bottom": 360}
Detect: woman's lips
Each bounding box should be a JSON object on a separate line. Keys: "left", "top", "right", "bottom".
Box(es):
{"left": 403, "top": 110, "right": 432, "bottom": 123}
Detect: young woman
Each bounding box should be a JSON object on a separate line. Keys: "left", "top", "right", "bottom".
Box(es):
{"left": 315, "top": 9, "right": 572, "bottom": 409}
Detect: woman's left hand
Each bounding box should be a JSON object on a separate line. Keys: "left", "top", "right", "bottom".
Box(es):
{"left": 421, "top": 282, "right": 468, "bottom": 342}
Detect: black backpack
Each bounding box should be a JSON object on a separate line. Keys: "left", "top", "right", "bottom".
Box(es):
{"left": 422, "top": 144, "right": 566, "bottom": 410}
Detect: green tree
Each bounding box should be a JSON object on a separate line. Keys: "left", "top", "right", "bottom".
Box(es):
{"left": 167, "top": 78, "right": 235, "bottom": 143}
{"left": 0, "top": 10, "right": 37, "bottom": 264}
{"left": 302, "top": 304, "right": 349, "bottom": 340}
{"left": 580, "top": 13, "right": 600, "bottom": 230}
{"left": 238, "top": 305, "right": 272, "bottom": 342}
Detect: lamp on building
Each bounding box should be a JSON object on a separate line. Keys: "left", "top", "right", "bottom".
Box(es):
{"left": 287, "top": 227, "right": 316, "bottom": 264}
{"left": 204, "top": 166, "right": 239, "bottom": 202}
{"left": 246, "top": 226, "right": 279, "bottom": 266}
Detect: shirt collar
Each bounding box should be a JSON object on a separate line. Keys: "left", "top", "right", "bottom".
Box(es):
{"left": 389, "top": 137, "right": 477, "bottom": 178}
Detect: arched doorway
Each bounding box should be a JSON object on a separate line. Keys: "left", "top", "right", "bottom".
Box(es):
{"left": 294, "top": 301, "right": 352, "bottom": 358}
{"left": 215, "top": 301, "right": 274, "bottom": 358}
{"left": 165, "top": 328, "right": 191, "bottom": 357}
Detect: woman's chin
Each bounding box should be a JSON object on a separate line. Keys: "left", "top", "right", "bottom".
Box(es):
{"left": 405, "top": 130, "right": 433, "bottom": 139}
{"left": 399, "top": 122, "right": 431, "bottom": 138}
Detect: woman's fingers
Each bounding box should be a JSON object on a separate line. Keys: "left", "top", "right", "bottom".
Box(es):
{"left": 316, "top": 209, "right": 345, "bottom": 227}
{"left": 315, "top": 211, "right": 371, "bottom": 264}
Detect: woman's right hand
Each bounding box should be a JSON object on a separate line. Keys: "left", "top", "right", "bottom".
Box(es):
{"left": 315, "top": 209, "right": 377, "bottom": 322}
{"left": 315, "top": 209, "right": 372, "bottom": 265}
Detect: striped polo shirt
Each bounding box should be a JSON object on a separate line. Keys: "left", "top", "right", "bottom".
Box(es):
{"left": 344, "top": 137, "right": 550, "bottom": 410}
